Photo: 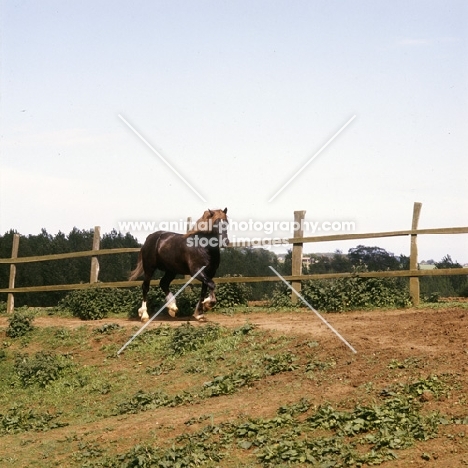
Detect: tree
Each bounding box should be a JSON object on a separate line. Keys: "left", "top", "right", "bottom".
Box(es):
{"left": 277, "top": 249, "right": 292, "bottom": 276}
{"left": 99, "top": 230, "right": 140, "bottom": 282}
{"left": 348, "top": 245, "right": 401, "bottom": 271}
{"left": 435, "top": 255, "right": 468, "bottom": 296}
{"left": 435, "top": 254, "right": 462, "bottom": 269}
{"left": 218, "top": 247, "right": 279, "bottom": 300}
{"left": 330, "top": 250, "right": 353, "bottom": 273}
{"left": 305, "top": 254, "right": 333, "bottom": 274}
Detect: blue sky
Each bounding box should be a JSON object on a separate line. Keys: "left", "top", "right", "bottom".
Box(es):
{"left": 1, "top": 0, "right": 467, "bottom": 263}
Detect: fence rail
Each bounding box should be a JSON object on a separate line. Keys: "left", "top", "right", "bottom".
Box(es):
{"left": 1, "top": 226, "right": 467, "bottom": 265}
{"left": 1, "top": 203, "right": 467, "bottom": 312}
{"left": 1, "top": 267, "right": 466, "bottom": 295}
{"left": 0, "top": 247, "right": 140, "bottom": 264}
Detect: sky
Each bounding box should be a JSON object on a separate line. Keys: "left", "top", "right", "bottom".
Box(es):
{"left": 1, "top": 0, "right": 467, "bottom": 263}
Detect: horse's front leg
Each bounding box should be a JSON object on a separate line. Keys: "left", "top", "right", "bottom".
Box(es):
{"left": 194, "top": 278, "right": 216, "bottom": 321}
{"left": 194, "top": 283, "right": 208, "bottom": 321}
{"left": 165, "top": 292, "right": 178, "bottom": 317}
{"left": 202, "top": 286, "right": 216, "bottom": 311}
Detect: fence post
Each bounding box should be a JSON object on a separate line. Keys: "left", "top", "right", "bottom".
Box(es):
{"left": 6, "top": 233, "right": 20, "bottom": 313}
{"left": 291, "top": 210, "right": 306, "bottom": 303}
{"left": 409, "top": 202, "right": 422, "bottom": 306}
{"left": 90, "top": 226, "right": 101, "bottom": 284}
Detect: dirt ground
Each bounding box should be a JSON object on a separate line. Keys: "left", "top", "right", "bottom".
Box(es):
{"left": 24, "top": 304, "right": 468, "bottom": 359}
{"left": 1, "top": 306, "right": 468, "bottom": 467}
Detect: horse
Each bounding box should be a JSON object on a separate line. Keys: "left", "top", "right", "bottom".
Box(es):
{"left": 129, "top": 208, "right": 229, "bottom": 322}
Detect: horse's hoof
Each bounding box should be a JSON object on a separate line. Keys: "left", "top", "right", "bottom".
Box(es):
{"left": 193, "top": 314, "right": 207, "bottom": 322}
{"left": 167, "top": 303, "right": 178, "bottom": 318}
{"left": 141, "top": 316, "right": 149, "bottom": 323}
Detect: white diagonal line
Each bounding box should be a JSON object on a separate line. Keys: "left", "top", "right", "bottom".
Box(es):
{"left": 118, "top": 114, "right": 207, "bottom": 202}
{"left": 268, "top": 115, "right": 356, "bottom": 202}
{"left": 269, "top": 266, "right": 357, "bottom": 353}
{"left": 117, "top": 266, "right": 206, "bottom": 355}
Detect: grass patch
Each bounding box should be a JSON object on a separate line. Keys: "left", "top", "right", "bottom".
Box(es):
{"left": 92, "top": 394, "right": 444, "bottom": 467}
{"left": 416, "top": 301, "right": 468, "bottom": 310}
{"left": 14, "top": 350, "right": 74, "bottom": 387}
{"left": 0, "top": 405, "right": 68, "bottom": 435}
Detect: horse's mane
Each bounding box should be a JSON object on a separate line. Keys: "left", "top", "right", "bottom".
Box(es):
{"left": 184, "top": 208, "right": 228, "bottom": 237}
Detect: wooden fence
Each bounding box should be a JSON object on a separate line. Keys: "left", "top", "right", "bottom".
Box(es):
{"left": 1, "top": 202, "right": 467, "bottom": 313}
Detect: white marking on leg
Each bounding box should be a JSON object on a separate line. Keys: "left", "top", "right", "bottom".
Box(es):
{"left": 193, "top": 301, "right": 204, "bottom": 320}
{"left": 166, "top": 292, "right": 178, "bottom": 317}
{"left": 202, "top": 297, "right": 211, "bottom": 311}
{"left": 202, "top": 292, "right": 215, "bottom": 311}
{"left": 138, "top": 301, "right": 149, "bottom": 322}
{"left": 138, "top": 301, "right": 146, "bottom": 317}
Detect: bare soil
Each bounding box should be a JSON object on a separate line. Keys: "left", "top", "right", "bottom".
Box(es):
{"left": 1, "top": 306, "right": 468, "bottom": 467}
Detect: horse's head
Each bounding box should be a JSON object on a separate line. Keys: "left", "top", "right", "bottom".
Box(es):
{"left": 188, "top": 207, "right": 229, "bottom": 247}
{"left": 211, "top": 208, "right": 229, "bottom": 247}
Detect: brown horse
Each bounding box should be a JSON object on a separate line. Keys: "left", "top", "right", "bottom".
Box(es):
{"left": 129, "top": 208, "right": 229, "bottom": 321}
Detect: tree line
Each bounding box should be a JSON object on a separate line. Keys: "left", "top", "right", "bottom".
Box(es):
{"left": 0, "top": 229, "right": 466, "bottom": 307}
{"left": 0, "top": 228, "right": 140, "bottom": 306}
{"left": 300, "top": 246, "right": 468, "bottom": 298}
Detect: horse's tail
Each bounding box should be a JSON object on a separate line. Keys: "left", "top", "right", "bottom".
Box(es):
{"left": 129, "top": 251, "right": 144, "bottom": 281}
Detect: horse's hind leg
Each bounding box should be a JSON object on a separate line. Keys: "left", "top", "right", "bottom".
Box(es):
{"left": 139, "top": 271, "right": 153, "bottom": 322}
{"left": 160, "top": 271, "right": 178, "bottom": 317}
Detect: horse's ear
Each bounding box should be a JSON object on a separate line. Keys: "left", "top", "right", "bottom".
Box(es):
{"left": 208, "top": 209, "right": 214, "bottom": 217}
{"left": 223, "top": 207, "right": 227, "bottom": 214}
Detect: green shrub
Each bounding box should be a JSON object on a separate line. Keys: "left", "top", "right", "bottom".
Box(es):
{"left": 6, "top": 309, "right": 35, "bottom": 338}
{"left": 58, "top": 287, "right": 166, "bottom": 320}
{"left": 270, "top": 277, "right": 411, "bottom": 311}
{"left": 174, "top": 286, "right": 202, "bottom": 317}
{"left": 202, "top": 368, "right": 260, "bottom": 396}
{"left": 214, "top": 275, "right": 252, "bottom": 308}
{"left": 459, "top": 285, "right": 468, "bottom": 298}
{"left": 14, "top": 351, "right": 73, "bottom": 387}
{"left": 59, "top": 288, "right": 128, "bottom": 320}
{"left": 169, "top": 322, "right": 221, "bottom": 355}
{"left": 115, "top": 389, "right": 172, "bottom": 414}
{"left": 263, "top": 352, "right": 298, "bottom": 375}
{"left": 57, "top": 276, "right": 251, "bottom": 321}
{"left": 93, "top": 323, "right": 123, "bottom": 334}
{"left": 423, "top": 292, "right": 440, "bottom": 303}
{"left": 0, "top": 405, "right": 68, "bottom": 434}
{"left": 270, "top": 284, "right": 301, "bottom": 308}
{"left": 97, "top": 441, "right": 222, "bottom": 467}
